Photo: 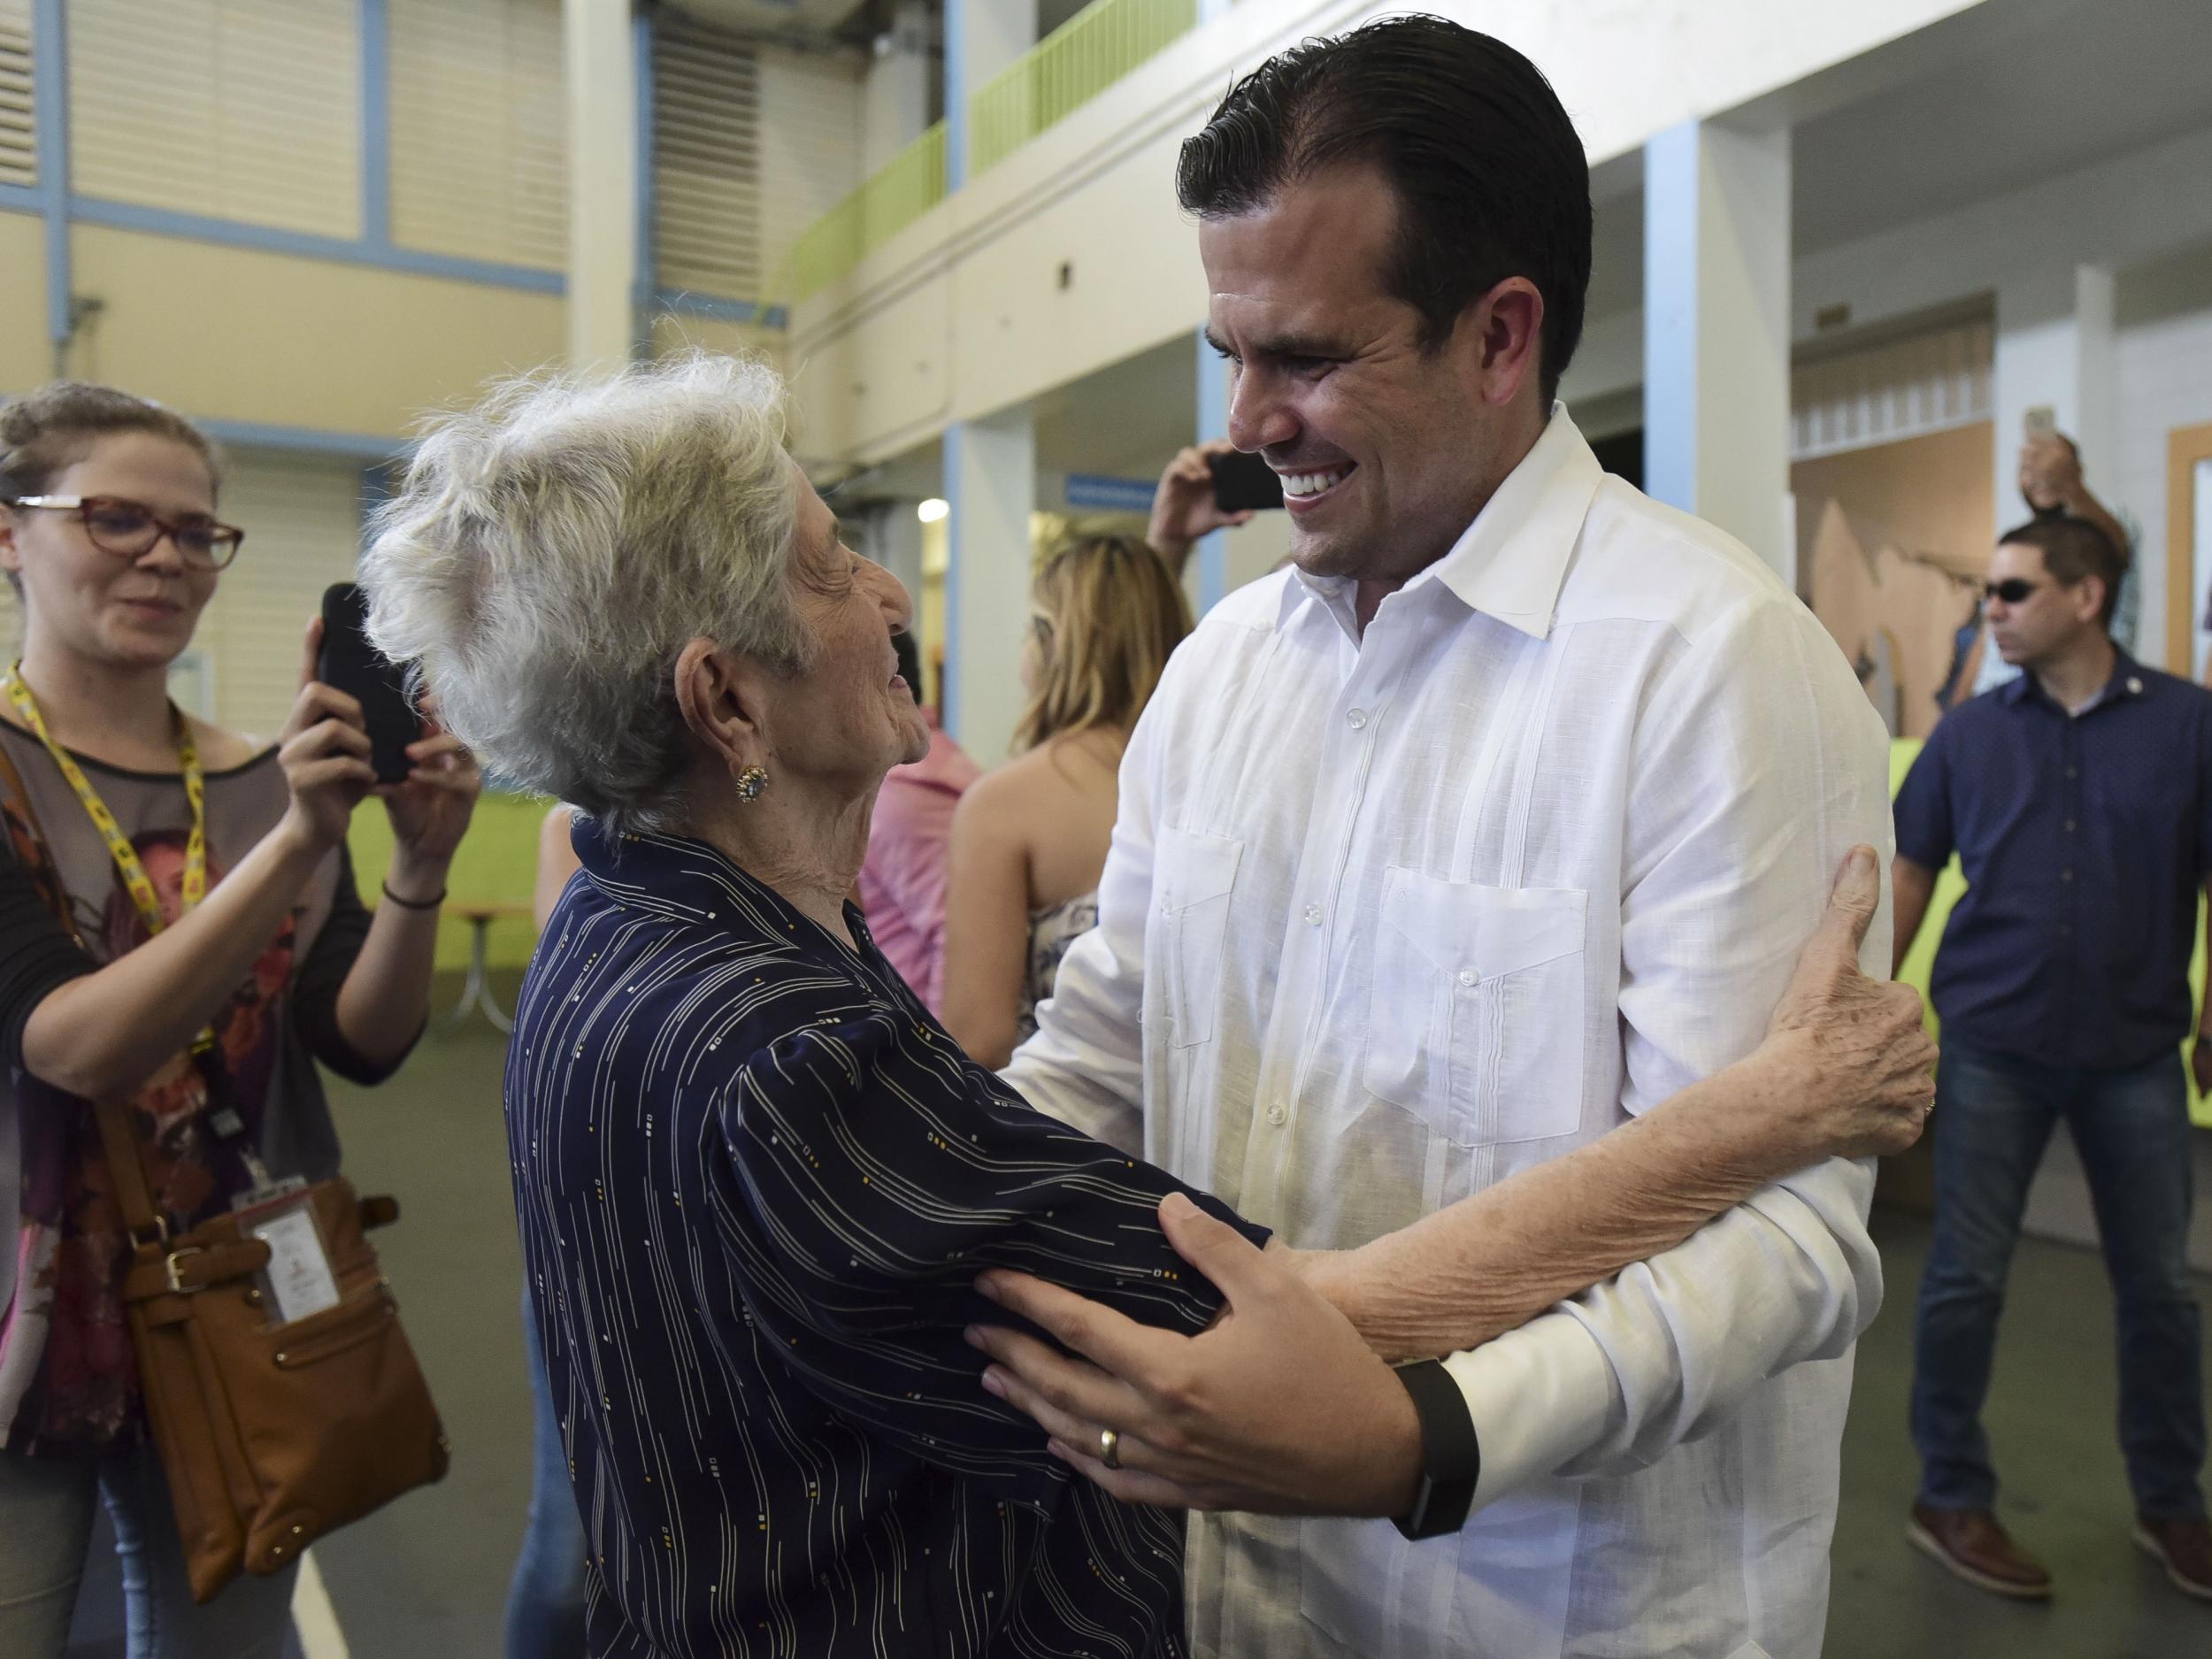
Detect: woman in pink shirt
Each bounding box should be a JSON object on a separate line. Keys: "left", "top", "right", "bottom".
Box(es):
{"left": 856, "top": 630, "right": 980, "bottom": 1010}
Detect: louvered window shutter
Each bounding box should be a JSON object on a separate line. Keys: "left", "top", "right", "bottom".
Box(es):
{"left": 0, "top": 0, "right": 33, "bottom": 190}
{"left": 652, "top": 14, "right": 761, "bottom": 302}
{"left": 68, "top": 0, "right": 361, "bottom": 237}
{"left": 197, "top": 452, "right": 367, "bottom": 741}
{"left": 388, "top": 0, "right": 565, "bottom": 270}
{"left": 1793, "top": 319, "right": 1995, "bottom": 461}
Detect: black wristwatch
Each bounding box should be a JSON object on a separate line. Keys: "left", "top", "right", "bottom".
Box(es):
{"left": 1389, "top": 1358, "right": 1481, "bottom": 1540}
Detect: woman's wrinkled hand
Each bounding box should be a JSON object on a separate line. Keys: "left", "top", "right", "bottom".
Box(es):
{"left": 1760, "top": 845, "right": 1939, "bottom": 1160}
{"left": 380, "top": 695, "right": 482, "bottom": 870}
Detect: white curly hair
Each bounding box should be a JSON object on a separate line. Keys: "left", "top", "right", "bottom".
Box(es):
{"left": 360, "top": 352, "right": 810, "bottom": 837}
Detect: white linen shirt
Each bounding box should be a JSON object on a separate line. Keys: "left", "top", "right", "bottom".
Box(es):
{"left": 1002, "top": 409, "right": 1893, "bottom": 1659}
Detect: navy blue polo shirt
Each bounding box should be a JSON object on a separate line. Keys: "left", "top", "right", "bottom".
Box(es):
{"left": 1893, "top": 651, "right": 2212, "bottom": 1071}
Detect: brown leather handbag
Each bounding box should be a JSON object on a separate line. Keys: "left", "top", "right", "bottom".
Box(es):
{"left": 93, "top": 1102, "right": 451, "bottom": 1601}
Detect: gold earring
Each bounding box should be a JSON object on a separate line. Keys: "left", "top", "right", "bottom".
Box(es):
{"left": 735, "top": 764, "right": 768, "bottom": 803}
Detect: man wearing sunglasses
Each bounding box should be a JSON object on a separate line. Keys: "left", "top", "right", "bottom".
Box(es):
{"left": 1892, "top": 513, "right": 2212, "bottom": 1603}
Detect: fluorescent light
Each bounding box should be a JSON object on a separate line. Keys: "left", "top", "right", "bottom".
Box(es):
{"left": 918, "top": 497, "right": 949, "bottom": 524}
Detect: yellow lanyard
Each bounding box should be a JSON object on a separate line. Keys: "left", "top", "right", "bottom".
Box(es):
{"left": 5, "top": 664, "right": 219, "bottom": 1059}
{"left": 4, "top": 663, "right": 207, "bottom": 934}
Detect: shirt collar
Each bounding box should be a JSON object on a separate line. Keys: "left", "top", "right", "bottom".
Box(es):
{"left": 572, "top": 812, "right": 864, "bottom": 944}
{"left": 1274, "top": 404, "right": 1604, "bottom": 641}
{"left": 1997, "top": 647, "right": 2149, "bottom": 714}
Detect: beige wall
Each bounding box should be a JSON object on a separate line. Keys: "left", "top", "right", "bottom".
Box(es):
{"left": 0, "top": 211, "right": 53, "bottom": 393}
{"left": 650, "top": 311, "right": 786, "bottom": 375}
{"left": 1791, "top": 420, "right": 1998, "bottom": 579}
{"left": 56, "top": 225, "right": 565, "bottom": 435}
{"left": 2, "top": 211, "right": 798, "bottom": 442}
{"left": 1794, "top": 421, "right": 1995, "bottom": 740}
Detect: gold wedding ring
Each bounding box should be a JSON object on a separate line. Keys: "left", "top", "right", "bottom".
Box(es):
{"left": 1099, "top": 1427, "right": 1121, "bottom": 1471}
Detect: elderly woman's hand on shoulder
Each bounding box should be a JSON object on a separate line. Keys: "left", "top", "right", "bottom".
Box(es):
{"left": 1755, "top": 845, "right": 1939, "bottom": 1163}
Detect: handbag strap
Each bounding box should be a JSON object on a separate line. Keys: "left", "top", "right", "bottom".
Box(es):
{"left": 94, "top": 1096, "right": 168, "bottom": 1248}
{"left": 0, "top": 725, "right": 170, "bottom": 1248}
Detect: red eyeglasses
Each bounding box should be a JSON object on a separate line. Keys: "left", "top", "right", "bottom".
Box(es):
{"left": 10, "top": 495, "right": 245, "bottom": 572}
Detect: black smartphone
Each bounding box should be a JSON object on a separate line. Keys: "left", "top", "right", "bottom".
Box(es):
{"left": 317, "top": 582, "right": 419, "bottom": 785}
{"left": 1210, "top": 449, "right": 1285, "bottom": 513}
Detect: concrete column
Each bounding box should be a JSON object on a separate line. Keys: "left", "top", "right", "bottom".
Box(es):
{"left": 1988, "top": 264, "right": 2139, "bottom": 651}
{"left": 945, "top": 0, "right": 1035, "bottom": 188}
{"left": 1991, "top": 265, "right": 2116, "bottom": 514}
{"left": 867, "top": 502, "right": 927, "bottom": 612}
{"left": 1643, "top": 118, "right": 1794, "bottom": 585}
{"left": 943, "top": 406, "right": 1037, "bottom": 765}
{"left": 564, "top": 0, "right": 638, "bottom": 372}
{"left": 1193, "top": 327, "right": 1228, "bottom": 614}
{"left": 863, "top": 1, "right": 934, "bottom": 175}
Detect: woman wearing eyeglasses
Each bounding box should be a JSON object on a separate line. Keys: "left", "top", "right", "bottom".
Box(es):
{"left": 0, "top": 383, "right": 480, "bottom": 1658}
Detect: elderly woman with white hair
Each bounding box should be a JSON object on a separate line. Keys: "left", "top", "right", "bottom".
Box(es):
{"left": 357, "top": 354, "right": 1933, "bottom": 1659}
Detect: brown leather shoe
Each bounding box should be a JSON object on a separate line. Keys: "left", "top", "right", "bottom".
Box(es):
{"left": 1907, "top": 1503, "right": 2054, "bottom": 1599}
{"left": 2135, "top": 1515, "right": 2212, "bottom": 1602}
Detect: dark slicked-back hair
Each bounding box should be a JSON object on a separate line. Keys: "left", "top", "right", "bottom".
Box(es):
{"left": 2000, "top": 513, "right": 2126, "bottom": 629}
{"left": 1176, "top": 16, "right": 1592, "bottom": 402}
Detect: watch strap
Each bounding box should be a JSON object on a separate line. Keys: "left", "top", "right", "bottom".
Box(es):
{"left": 1391, "top": 1357, "right": 1480, "bottom": 1540}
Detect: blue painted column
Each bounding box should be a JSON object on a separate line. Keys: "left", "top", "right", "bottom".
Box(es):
{"left": 358, "top": 0, "right": 391, "bottom": 246}
{"left": 940, "top": 0, "right": 1038, "bottom": 755}
{"left": 944, "top": 0, "right": 972, "bottom": 188}
{"left": 630, "top": 8, "right": 657, "bottom": 358}
{"left": 561, "top": 0, "right": 639, "bottom": 369}
{"left": 941, "top": 406, "right": 1036, "bottom": 765}
{"left": 1194, "top": 326, "right": 1229, "bottom": 613}
{"left": 1642, "top": 117, "right": 1794, "bottom": 584}
{"left": 33, "top": 0, "right": 71, "bottom": 363}
{"left": 944, "top": 0, "right": 1034, "bottom": 188}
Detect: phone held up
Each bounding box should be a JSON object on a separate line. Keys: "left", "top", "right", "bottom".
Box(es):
{"left": 317, "top": 582, "right": 419, "bottom": 785}
{"left": 1210, "top": 449, "right": 1286, "bottom": 514}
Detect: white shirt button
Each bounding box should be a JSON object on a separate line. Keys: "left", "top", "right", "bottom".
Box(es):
{"left": 1457, "top": 968, "right": 1479, "bottom": 987}
{"left": 1303, "top": 905, "right": 1323, "bottom": 926}
{"left": 1265, "top": 1103, "right": 1287, "bottom": 1126}
{"left": 1347, "top": 708, "right": 1369, "bottom": 730}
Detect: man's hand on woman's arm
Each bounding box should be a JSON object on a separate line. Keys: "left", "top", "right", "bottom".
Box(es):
{"left": 969, "top": 1192, "right": 1424, "bottom": 1515}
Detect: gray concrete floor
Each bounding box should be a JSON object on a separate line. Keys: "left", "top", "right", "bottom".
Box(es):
{"left": 68, "top": 1023, "right": 2212, "bottom": 1654}
{"left": 1833, "top": 1212, "right": 2211, "bottom": 1657}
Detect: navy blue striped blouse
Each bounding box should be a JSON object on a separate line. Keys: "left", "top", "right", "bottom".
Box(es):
{"left": 507, "top": 818, "right": 1265, "bottom": 1658}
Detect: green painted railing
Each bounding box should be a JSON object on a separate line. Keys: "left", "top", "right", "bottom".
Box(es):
{"left": 968, "top": 0, "right": 1198, "bottom": 178}
{"left": 774, "top": 120, "right": 949, "bottom": 303}
{"left": 776, "top": 0, "right": 1199, "bottom": 301}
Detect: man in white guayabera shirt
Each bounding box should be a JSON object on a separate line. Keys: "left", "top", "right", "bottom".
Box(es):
{"left": 966, "top": 17, "right": 1900, "bottom": 1659}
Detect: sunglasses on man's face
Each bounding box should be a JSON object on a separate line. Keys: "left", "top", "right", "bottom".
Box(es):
{"left": 1983, "top": 578, "right": 2045, "bottom": 604}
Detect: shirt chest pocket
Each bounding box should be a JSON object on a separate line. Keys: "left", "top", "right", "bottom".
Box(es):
{"left": 1155, "top": 826, "right": 1242, "bottom": 1050}
{"left": 1361, "top": 871, "right": 1588, "bottom": 1146}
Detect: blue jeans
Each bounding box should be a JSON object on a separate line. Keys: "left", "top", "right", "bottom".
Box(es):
{"left": 504, "top": 1288, "right": 588, "bottom": 1659}
{"left": 0, "top": 1438, "right": 297, "bottom": 1658}
{"left": 1911, "top": 1039, "right": 2207, "bottom": 1518}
